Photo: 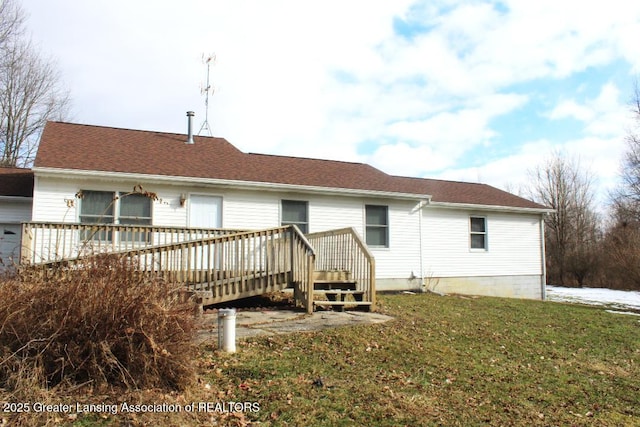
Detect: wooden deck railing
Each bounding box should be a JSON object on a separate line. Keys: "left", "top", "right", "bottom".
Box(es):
{"left": 20, "top": 223, "right": 318, "bottom": 313}
{"left": 20, "top": 222, "right": 245, "bottom": 265}
{"left": 306, "top": 227, "right": 376, "bottom": 309}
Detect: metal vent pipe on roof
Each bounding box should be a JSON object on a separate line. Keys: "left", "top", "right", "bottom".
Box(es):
{"left": 186, "top": 111, "right": 195, "bottom": 144}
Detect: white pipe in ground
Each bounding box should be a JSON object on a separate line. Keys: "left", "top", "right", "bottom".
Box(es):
{"left": 217, "top": 308, "right": 237, "bottom": 352}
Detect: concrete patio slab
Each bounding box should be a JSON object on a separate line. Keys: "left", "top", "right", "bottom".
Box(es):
{"left": 196, "top": 309, "right": 394, "bottom": 346}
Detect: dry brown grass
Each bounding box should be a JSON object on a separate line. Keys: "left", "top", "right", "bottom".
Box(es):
{"left": 0, "top": 255, "right": 197, "bottom": 400}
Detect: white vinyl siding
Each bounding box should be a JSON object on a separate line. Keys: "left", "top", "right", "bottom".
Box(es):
{"left": 31, "top": 177, "right": 77, "bottom": 223}
{"left": 33, "top": 178, "right": 163, "bottom": 226}
{"left": 423, "top": 208, "right": 542, "bottom": 278}
{"left": 223, "top": 193, "right": 278, "bottom": 229}
{"left": 0, "top": 198, "right": 31, "bottom": 223}
{"left": 308, "top": 196, "right": 364, "bottom": 234}
{"left": 369, "top": 200, "right": 422, "bottom": 280}
{"left": 30, "top": 174, "right": 544, "bottom": 294}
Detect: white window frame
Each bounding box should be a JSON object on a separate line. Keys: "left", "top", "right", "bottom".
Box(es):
{"left": 365, "top": 204, "right": 389, "bottom": 248}
{"left": 281, "top": 200, "right": 309, "bottom": 233}
{"left": 470, "top": 215, "right": 488, "bottom": 251}
{"left": 79, "top": 190, "right": 153, "bottom": 242}
{"left": 79, "top": 190, "right": 115, "bottom": 225}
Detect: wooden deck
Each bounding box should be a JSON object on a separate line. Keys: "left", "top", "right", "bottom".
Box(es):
{"left": 20, "top": 222, "right": 375, "bottom": 313}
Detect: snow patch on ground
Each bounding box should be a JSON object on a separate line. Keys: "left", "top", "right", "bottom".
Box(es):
{"left": 605, "top": 310, "right": 640, "bottom": 317}
{"left": 546, "top": 286, "right": 640, "bottom": 312}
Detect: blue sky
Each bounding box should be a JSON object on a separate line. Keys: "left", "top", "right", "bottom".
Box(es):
{"left": 21, "top": 0, "right": 640, "bottom": 204}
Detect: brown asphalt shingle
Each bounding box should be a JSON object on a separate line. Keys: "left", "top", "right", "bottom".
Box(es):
{"left": 33, "top": 121, "right": 546, "bottom": 210}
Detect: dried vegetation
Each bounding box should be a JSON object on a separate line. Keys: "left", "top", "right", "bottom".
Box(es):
{"left": 0, "top": 255, "right": 197, "bottom": 398}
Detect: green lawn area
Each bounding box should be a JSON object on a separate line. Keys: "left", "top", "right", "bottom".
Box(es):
{"left": 4, "top": 292, "right": 638, "bottom": 426}
{"left": 202, "top": 293, "right": 640, "bottom": 426}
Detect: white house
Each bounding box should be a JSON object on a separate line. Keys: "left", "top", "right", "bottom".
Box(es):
{"left": 25, "top": 118, "right": 550, "bottom": 299}
{"left": 0, "top": 167, "right": 33, "bottom": 270}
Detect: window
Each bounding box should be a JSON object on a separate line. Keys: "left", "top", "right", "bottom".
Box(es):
{"left": 79, "top": 190, "right": 115, "bottom": 241}
{"left": 79, "top": 191, "right": 114, "bottom": 224}
{"left": 79, "top": 190, "right": 152, "bottom": 242}
{"left": 365, "top": 205, "right": 388, "bottom": 247}
{"left": 281, "top": 200, "right": 308, "bottom": 233}
{"left": 470, "top": 216, "right": 487, "bottom": 250}
{"left": 119, "top": 193, "right": 152, "bottom": 242}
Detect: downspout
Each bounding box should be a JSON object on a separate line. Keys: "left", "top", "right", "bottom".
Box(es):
{"left": 539, "top": 213, "right": 547, "bottom": 300}
{"left": 419, "top": 202, "right": 425, "bottom": 292}
{"left": 414, "top": 199, "right": 430, "bottom": 292}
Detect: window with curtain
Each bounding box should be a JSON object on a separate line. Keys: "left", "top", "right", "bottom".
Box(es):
{"left": 119, "top": 193, "right": 152, "bottom": 242}
{"left": 79, "top": 190, "right": 152, "bottom": 242}
{"left": 79, "top": 190, "right": 115, "bottom": 241}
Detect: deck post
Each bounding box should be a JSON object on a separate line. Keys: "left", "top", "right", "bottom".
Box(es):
{"left": 306, "top": 254, "right": 315, "bottom": 314}
{"left": 20, "top": 222, "right": 33, "bottom": 265}
{"left": 369, "top": 257, "right": 376, "bottom": 311}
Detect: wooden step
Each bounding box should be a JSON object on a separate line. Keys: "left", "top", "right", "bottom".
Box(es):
{"left": 320, "top": 290, "right": 365, "bottom": 303}
{"left": 314, "top": 270, "right": 351, "bottom": 281}
{"left": 313, "top": 280, "right": 357, "bottom": 291}
{"left": 313, "top": 300, "right": 372, "bottom": 312}
{"left": 320, "top": 290, "right": 365, "bottom": 296}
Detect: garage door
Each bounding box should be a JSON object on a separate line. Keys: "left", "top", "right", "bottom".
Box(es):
{"left": 0, "top": 224, "right": 21, "bottom": 271}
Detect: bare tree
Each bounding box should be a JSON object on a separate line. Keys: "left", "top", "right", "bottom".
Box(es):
{"left": 611, "top": 81, "right": 640, "bottom": 223}
{"left": 604, "top": 79, "right": 640, "bottom": 290}
{"left": 527, "top": 152, "right": 600, "bottom": 286}
{"left": 601, "top": 223, "right": 640, "bottom": 290}
{"left": 0, "top": 0, "right": 24, "bottom": 50}
{"left": 0, "top": 0, "right": 69, "bottom": 167}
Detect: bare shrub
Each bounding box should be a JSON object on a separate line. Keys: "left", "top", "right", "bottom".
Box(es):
{"left": 0, "top": 254, "right": 197, "bottom": 397}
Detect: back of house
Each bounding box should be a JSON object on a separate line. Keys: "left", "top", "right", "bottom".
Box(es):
{"left": 25, "top": 120, "right": 551, "bottom": 298}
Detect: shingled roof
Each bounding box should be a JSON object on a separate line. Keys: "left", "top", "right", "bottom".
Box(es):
{"left": 34, "top": 121, "right": 546, "bottom": 210}
{"left": 0, "top": 167, "right": 34, "bottom": 197}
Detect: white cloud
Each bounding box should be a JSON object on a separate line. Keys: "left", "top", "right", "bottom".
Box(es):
{"left": 437, "top": 132, "right": 628, "bottom": 208}
{"left": 440, "top": 79, "right": 633, "bottom": 204}
{"left": 368, "top": 142, "right": 446, "bottom": 178}
{"left": 19, "top": 0, "right": 640, "bottom": 206}
{"left": 548, "top": 82, "right": 630, "bottom": 138}
{"left": 434, "top": 139, "right": 554, "bottom": 189}
{"left": 548, "top": 101, "right": 594, "bottom": 122}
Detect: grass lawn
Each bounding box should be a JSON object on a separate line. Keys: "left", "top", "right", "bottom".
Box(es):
{"left": 3, "top": 292, "right": 639, "bottom": 426}
{"left": 202, "top": 293, "right": 640, "bottom": 426}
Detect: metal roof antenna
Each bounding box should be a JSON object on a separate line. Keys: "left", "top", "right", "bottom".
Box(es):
{"left": 198, "top": 53, "right": 216, "bottom": 136}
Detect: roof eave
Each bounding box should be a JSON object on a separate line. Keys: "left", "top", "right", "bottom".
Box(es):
{"left": 32, "top": 167, "right": 433, "bottom": 201}
{"left": 428, "top": 201, "right": 553, "bottom": 214}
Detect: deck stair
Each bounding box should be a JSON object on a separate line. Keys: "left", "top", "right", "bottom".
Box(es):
{"left": 312, "top": 270, "right": 372, "bottom": 311}
{"left": 20, "top": 222, "right": 376, "bottom": 313}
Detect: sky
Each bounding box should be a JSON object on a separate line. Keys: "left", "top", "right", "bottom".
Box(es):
{"left": 20, "top": 0, "right": 640, "bottom": 206}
